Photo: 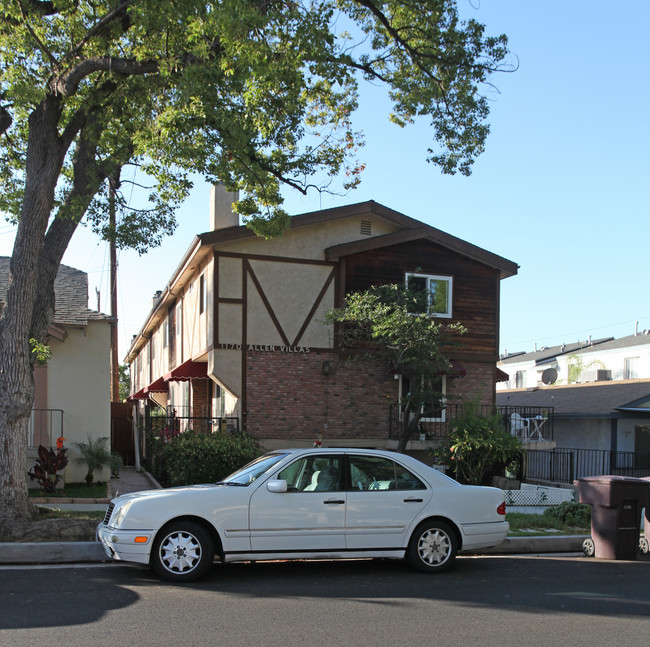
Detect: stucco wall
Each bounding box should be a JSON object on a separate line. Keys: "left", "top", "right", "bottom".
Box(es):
{"left": 46, "top": 321, "right": 112, "bottom": 483}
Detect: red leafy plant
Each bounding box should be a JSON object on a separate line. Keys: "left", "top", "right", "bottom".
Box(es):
{"left": 28, "top": 439, "right": 69, "bottom": 493}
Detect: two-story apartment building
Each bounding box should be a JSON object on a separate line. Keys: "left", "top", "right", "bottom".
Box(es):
{"left": 127, "top": 186, "right": 518, "bottom": 451}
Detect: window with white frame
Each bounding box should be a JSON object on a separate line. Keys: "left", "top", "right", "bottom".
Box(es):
{"left": 624, "top": 357, "right": 639, "bottom": 379}
{"left": 406, "top": 272, "right": 453, "bottom": 318}
{"left": 399, "top": 374, "right": 446, "bottom": 422}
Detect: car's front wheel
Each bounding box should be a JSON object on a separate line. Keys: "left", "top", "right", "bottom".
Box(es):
{"left": 152, "top": 521, "right": 215, "bottom": 582}
{"left": 407, "top": 520, "right": 457, "bottom": 573}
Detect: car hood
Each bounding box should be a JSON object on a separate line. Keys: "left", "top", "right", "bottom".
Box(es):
{"left": 110, "top": 483, "right": 221, "bottom": 506}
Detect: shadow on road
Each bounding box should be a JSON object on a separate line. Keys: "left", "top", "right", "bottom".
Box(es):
{"left": 2, "top": 554, "right": 650, "bottom": 630}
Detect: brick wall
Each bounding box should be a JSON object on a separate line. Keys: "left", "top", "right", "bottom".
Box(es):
{"left": 245, "top": 351, "right": 393, "bottom": 443}
{"left": 191, "top": 379, "right": 210, "bottom": 417}
{"left": 245, "top": 351, "right": 496, "bottom": 444}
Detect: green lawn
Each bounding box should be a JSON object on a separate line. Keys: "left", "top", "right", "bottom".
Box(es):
{"left": 506, "top": 511, "right": 590, "bottom": 536}
{"left": 29, "top": 482, "right": 107, "bottom": 499}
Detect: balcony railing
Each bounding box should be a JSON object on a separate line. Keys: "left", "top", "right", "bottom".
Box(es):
{"left": 148, "top": 415, "right": 240, "bottom": 437}
{"left": 388, "top": 403, "right": 554, "bottom": 442}
{"left": 28, "top": 409, "right": 64, "bottom": 448}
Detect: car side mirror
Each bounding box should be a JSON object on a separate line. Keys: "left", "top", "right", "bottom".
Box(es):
{"left": 267, "top": 479, "right": 288, "bottom": 493}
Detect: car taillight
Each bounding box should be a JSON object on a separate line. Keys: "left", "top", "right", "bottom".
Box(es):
{"left": 497, "top": 502, "right": 506, "bottom": 516}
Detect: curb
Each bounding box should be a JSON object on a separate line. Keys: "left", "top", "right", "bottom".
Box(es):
{"left": 0, "top": 535, "right": 590, "bottom": 566}
{"left": 478, "top": 534, "right": 589, "bottom": 554}
{"left": 0, "top": 541, "right": 106, "bottom": 564}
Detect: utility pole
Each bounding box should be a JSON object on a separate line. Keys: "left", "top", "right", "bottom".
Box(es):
{"left": 109, "top": 175, "right": 120, "bottom": 402}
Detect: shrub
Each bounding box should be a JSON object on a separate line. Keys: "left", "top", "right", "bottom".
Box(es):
{"left": 159, "top": 430, "right": 263, "bottom": 486}
{"left": 542, "top": 502, "right": 591, "bottom": 528}
{"left": 432, "top": 401, "right": 524, "bottom": 485}
{"left": 28, "top": 442, "right": 69, "bottom": 493}
{"left": 73, "top": 436, "right": 113, "bottom": 486}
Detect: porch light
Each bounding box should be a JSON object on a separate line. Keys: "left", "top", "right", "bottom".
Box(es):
{"left": 321, "top": 361, "right": 331, "bottom": 376}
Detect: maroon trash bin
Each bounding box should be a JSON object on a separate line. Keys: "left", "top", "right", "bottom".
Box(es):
{"left": 575, "top": 475, "right": 650, "bottom": 560}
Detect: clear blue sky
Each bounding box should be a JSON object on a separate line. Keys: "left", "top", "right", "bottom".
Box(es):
{"left": 1, "top": 1, "right": 648, "bottom": 359}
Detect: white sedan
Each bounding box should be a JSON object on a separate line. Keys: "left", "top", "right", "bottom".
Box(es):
{"left": 97, "top": 448, "right": 508, "bottom": 582}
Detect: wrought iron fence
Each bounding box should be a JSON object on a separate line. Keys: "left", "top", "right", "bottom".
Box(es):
{"left": 388, "top": 403, "right": 554, "bottom": 442}
{"left": 148, "top": 415, "right": 240, "bottom": 438}
{"left": 27, "top": 409, "right": 64, "bottom": 448}
{"left": 525, "top": 448, "right": 650, "bottom": 484}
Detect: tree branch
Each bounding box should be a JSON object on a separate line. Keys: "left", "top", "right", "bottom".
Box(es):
{"left": 51, "top": 57, "right": 158, "bottom": 97}
{"left": 66, "top": 0, "right": 135, "bottom": 61}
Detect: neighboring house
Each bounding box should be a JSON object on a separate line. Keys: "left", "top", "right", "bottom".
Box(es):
{"left": 0, "top": 258, "right": 113, "bottom": 484}
{"left": 497, "top": 380, "right": 650, "bottom": 482}
{"left": 126, "top": 185, "right": 518, "bottom": 452}
{"left": 497, "top": 330, "right": 650, "bottom": 390}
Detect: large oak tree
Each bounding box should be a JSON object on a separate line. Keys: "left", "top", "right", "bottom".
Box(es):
{"left": 0, "top": 0, "right": 510, "bottom": 535}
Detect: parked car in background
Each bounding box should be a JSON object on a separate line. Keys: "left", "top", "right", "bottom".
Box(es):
{"left": 97, "top": 448, "right": 508, "bottom": 582}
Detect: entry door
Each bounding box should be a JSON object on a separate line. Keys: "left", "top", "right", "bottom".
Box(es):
{"left": 248, "top": 454, "right": 346, "bottom": 552}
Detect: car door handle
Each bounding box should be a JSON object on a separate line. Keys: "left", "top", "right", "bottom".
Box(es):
{"left": 323, "top": 499, "right": 345, "bottom": 505}
{"left": 403, "top": 498, "right": 423, "bottom": 503}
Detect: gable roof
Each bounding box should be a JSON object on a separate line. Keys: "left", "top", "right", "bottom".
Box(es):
{"left": 198, "top": 200, "right": 519, "bottom": 279}
{"left": 499, "top": 338, "right": 613, "bottom": 366}
{"left": 0, "top": 257, "right": 111, "bottom": 327}
{"left": 496, "top": 379, "right": 650, "bottom": 417}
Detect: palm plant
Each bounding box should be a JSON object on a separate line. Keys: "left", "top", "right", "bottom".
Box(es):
{"left": 73, "top": 436, "right": 113, "bottom": 486}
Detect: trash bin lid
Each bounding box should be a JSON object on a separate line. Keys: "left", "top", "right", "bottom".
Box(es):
{"left": 575, "top": 475, "right": 650, "bottom": 507}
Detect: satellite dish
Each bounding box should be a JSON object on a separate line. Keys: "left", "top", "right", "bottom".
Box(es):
{"left": 541, "top": 368, "right": 558, "bottom": 385}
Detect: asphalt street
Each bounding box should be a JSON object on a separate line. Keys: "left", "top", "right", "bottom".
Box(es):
{"left": 2, "top": 555, "right": 650, "bottom": 647}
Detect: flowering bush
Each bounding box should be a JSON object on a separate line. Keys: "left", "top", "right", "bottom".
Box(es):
{"left": 158, "top": 425, "right": 181, "bottom": 442}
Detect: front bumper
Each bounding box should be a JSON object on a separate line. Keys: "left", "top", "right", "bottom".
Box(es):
{"left": 96, "top": 523, "right": 154, "bottom": 565}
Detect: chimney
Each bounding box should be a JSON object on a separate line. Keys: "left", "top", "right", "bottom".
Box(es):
{"left": 210, "top": 183, "right": 239, "bottom": 230}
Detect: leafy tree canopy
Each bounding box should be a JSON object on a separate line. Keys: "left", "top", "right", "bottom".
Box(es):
{"left": 1, "top": 0, "right": 511, "bottom": 243}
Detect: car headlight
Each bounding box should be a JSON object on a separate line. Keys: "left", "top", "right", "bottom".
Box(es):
{"left": 111, "top": 501, "right": 132, "bottom": 527}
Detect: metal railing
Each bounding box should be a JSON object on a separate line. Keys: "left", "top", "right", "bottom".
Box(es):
{"left": 388, "top": 404, "right": 554, "bottom": 442}
{"left": 28, "top": 409, "right": 64, "bottom": 448}
{"left": 525, "top": 448, "right": 650, "bottom": 484}
{"left": 148, "top": 415, "right": 240, "bottom": 437}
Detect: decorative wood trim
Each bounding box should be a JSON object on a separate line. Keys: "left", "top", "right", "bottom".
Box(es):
{"left": 212, "top": 250, "right": 218, "bottom": 346}
{"left": 216, "top": 250, "right": 336, "bottom": 267}
{"left": 292, "top": 267, "right": 335, "bottom": 346}
{"left": 245, "top": 259, "right": 291, "bottom": 347}
{"left": 241, "top": 257, "right": 248, "bottom": 431}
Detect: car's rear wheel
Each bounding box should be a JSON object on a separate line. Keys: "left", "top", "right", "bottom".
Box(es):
{"left": 152, "top": 521, "right": 214, "bottom": 582}
{"left": 407, "top": 521, "right": 457, "bottom": 573}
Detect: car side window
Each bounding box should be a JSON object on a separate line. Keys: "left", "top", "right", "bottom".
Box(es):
{"left": 277, "top": 456, "right": 342, "bottom": 492}
{"left": 349, "top": 456, "right": 426, "bottom": 491}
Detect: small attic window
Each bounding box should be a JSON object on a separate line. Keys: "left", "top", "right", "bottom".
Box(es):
{"left": 360, "top": 220, "right": 372, "bottom": 236}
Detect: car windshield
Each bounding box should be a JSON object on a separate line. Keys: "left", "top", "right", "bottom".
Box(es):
{"left": 219, "top": 453, "right": 288, "bottom": 486}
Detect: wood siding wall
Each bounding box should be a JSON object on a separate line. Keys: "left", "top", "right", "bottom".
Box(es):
{"left": 343, "top": 239, "right": 500, "bottom": 361}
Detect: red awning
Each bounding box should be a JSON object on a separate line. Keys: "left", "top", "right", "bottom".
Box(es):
{"left": 496, "top": 367, "right": 510, "bottom": 383}
{"left": 144, "top": 377, "right": 168, "bottom": 394}
{"left": 127, "top": 387, "right": 147, "bottom": 401}
{"left": 164, "top": 360, "right": 209, "bottom": 382}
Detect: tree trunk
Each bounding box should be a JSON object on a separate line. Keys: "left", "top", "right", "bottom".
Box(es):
{"left": 0, "top": 98, "right": 65, "bottom": 535}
